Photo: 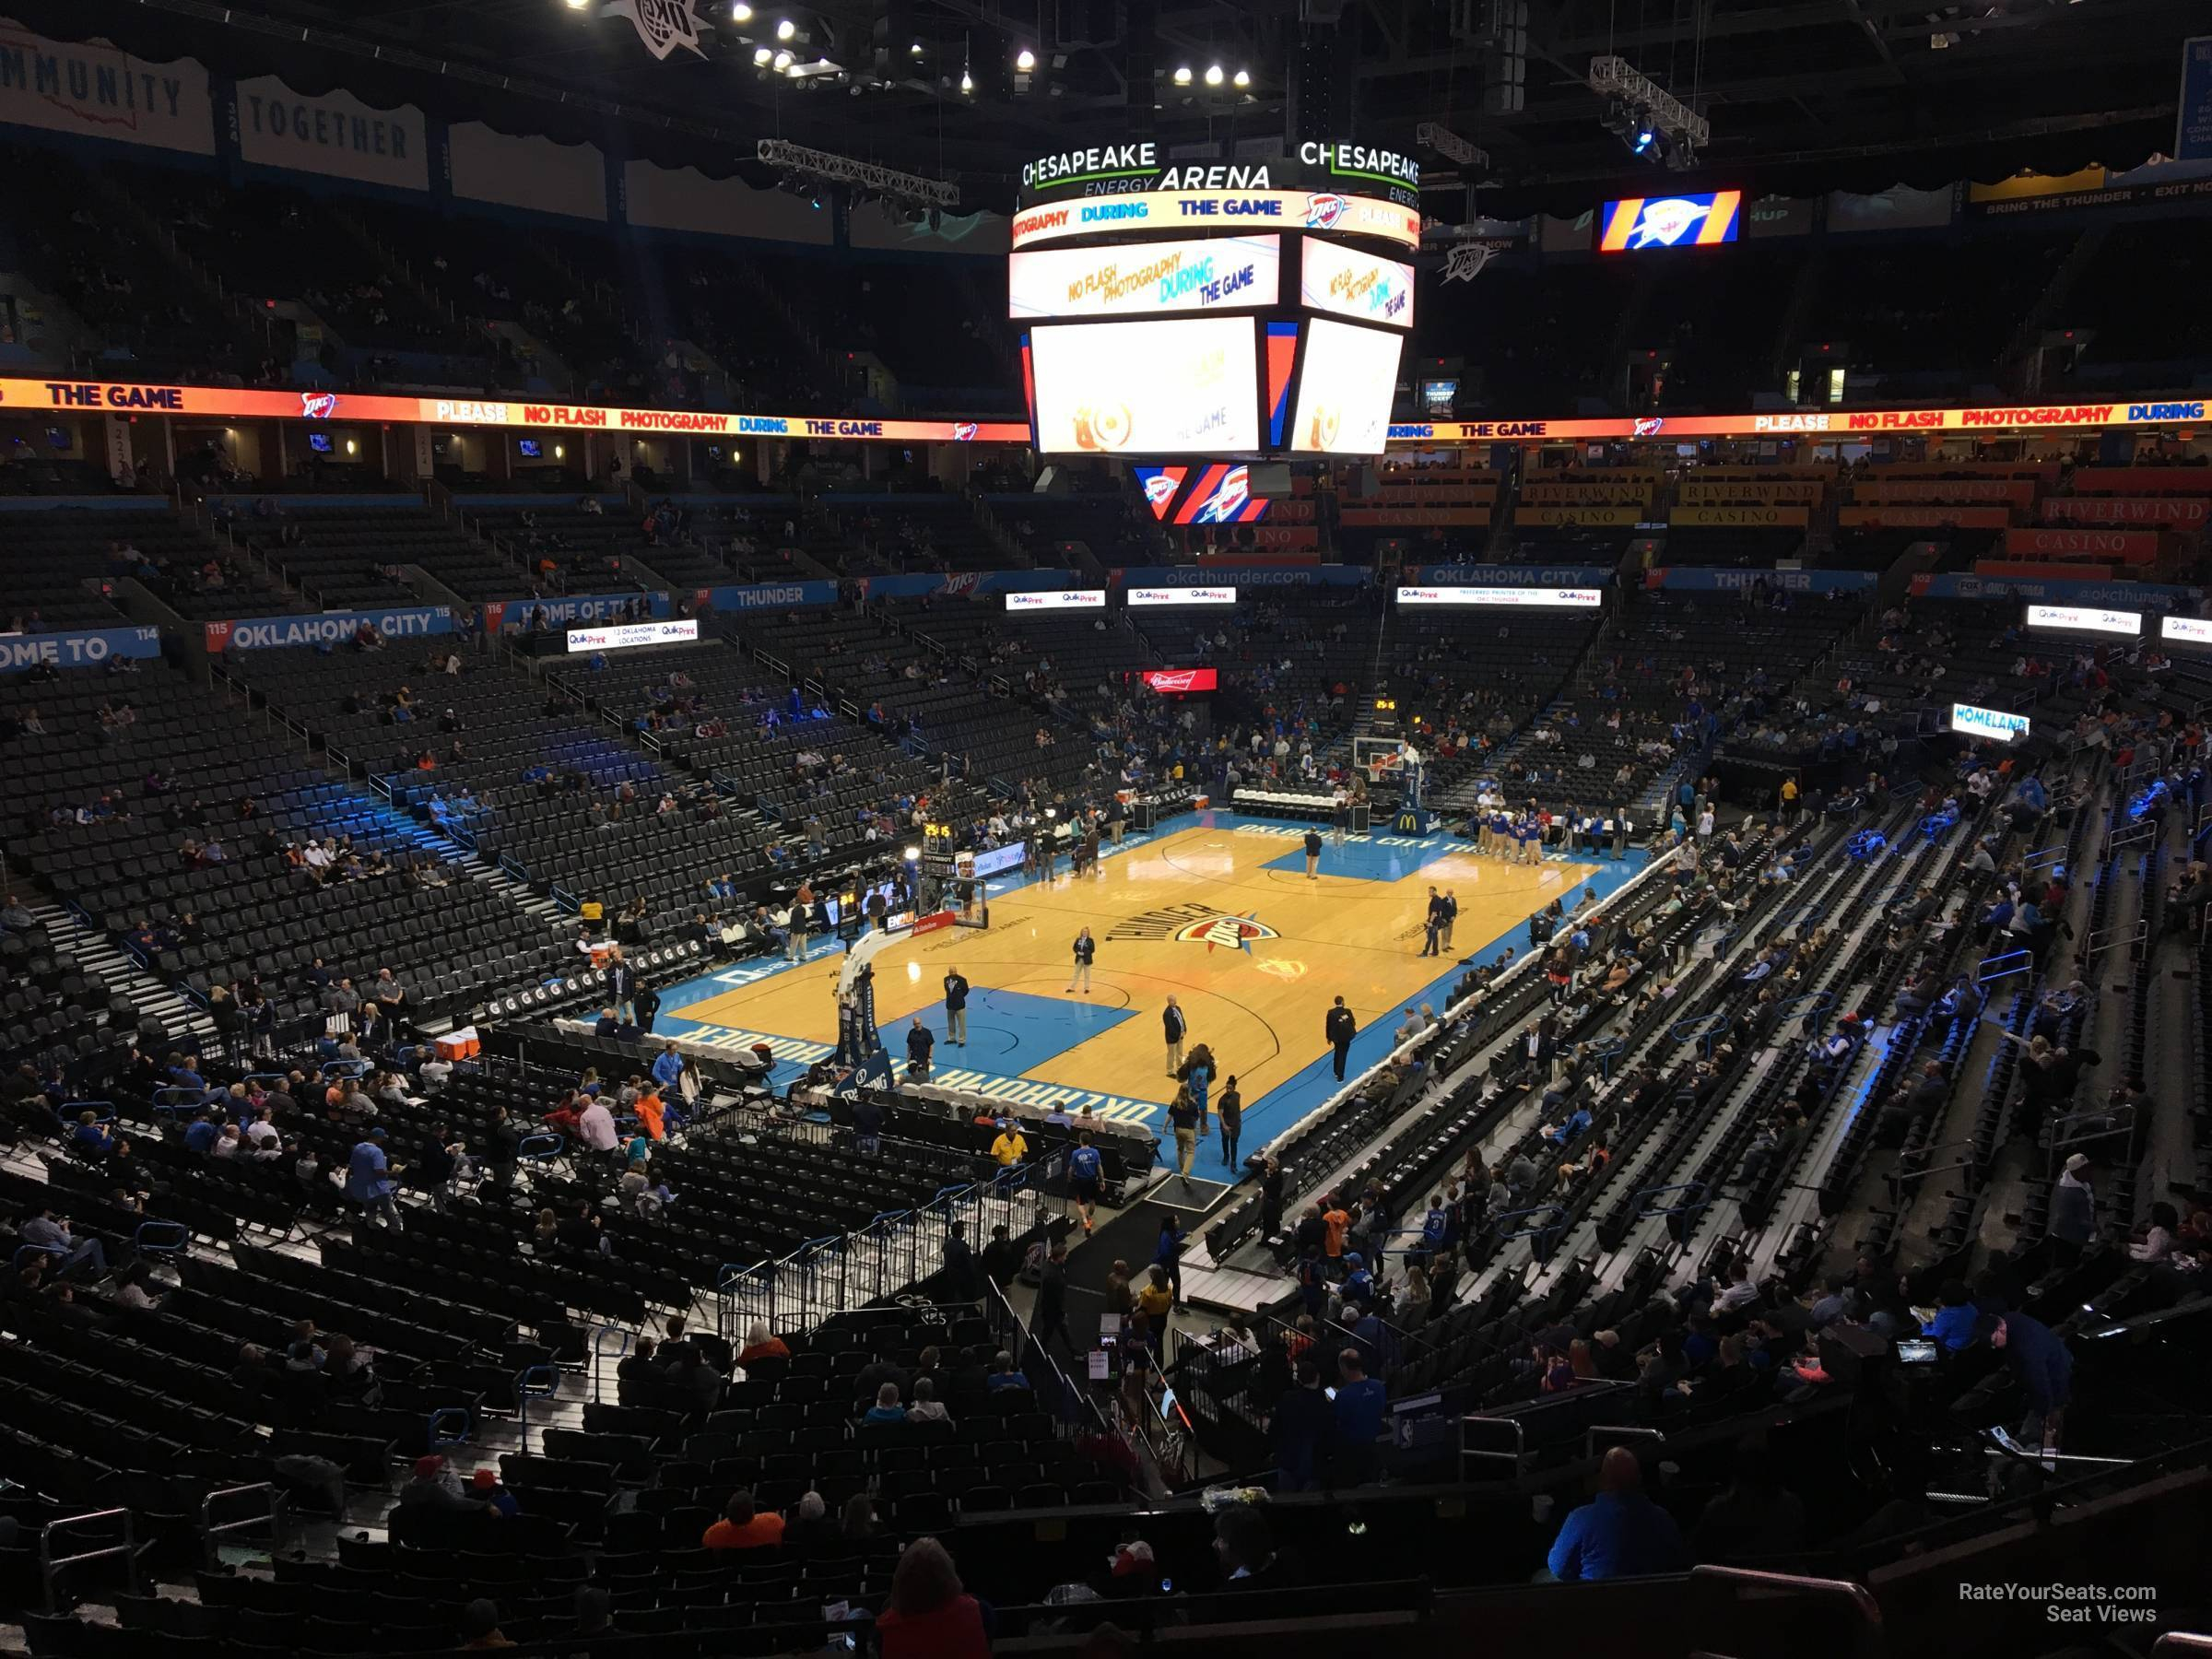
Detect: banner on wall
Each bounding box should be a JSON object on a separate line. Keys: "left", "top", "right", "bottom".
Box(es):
{"left": 1521, "top": 480, "right": 1651, "bottom": 505}
{"left": 447, "top": 123, "right": 606, "bottom": 222}
{"left": 2041, "top": 495, "right": 2209, "bottom": 526}
{"left": 1645, "top": 566, "right": 1877, "bottom": 593}
{"left": 852, "top": 201, "right": 1012, "bottom": 255}
{"left": 0, "top": 624, "right": 161, "bottom": 672}
{"left": 1677, "top": 480, "right": 1824, "bottom": 504}
{"left": 0, "top": 18, "right": 215, "bottom": 154}
{"left": 2003, "top": 526, "right": 2162, "bottom": 563}
{"left": 482, "top": 592, "right": 676, "bottom": 632}
{"left": 2065, "top": 468, "right": 2212, "bottom": 495}
{"left": 1340, "top": 505, "right": 1490, "bottom": 527}
{"left": 1839, "top": 505, "right": 2012, "bottom": 530}
{"left": 1669, "top": 504, "right": 1810, "bottom": 527}
{"left": 695, "top": 581, "right": 838, "bottom": 610}
{"left": 1115, "top": 563, "right": 1370, "bottom": 587}
{"left": 1405, "top": 564, "right": 1614, "bottom": 588}
{"left": 1910, "top": 571, "right": 2204, "bottom": 608}
{"left": 1515, "top": 505, "right": 1644, "bottom": 527}
{"left": 623, "top": 159, "right": 834, "bottom": 244}
{"left": 1853, "top": 478, "right": 2036, "bottom": 508}
{"left": 206, "top": 607, "right": 453, "bottom": 653}
{"left": 231, "top": 76, "right": 429, "bottom": 191}
{"left": 1828, "top": 184, "right": 1952, "bottom": 232}
{"left": 2183, "top": 36, "right": 2212, "bottom": 162}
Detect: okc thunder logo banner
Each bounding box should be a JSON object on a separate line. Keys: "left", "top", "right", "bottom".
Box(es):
{"left": 604, "top": 0, "right": 708, "bottom": 60}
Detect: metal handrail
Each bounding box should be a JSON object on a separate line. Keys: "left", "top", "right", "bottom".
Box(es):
{"left": 200, "top": 1481, "right": 288, "bottom": 1567}
{"left": 590, "top": 1324, "right": 632, "bottom": 1404}
{"left": 1583, "top": 1423, "right": 1667, "bottom": 1458}
{"left": 1688, "top": 1562, "right": 1882, "bottom": 1631}
{"left": 40, "top": 1507, "right": 138, "bottom": 1614}
{"left": 514, "top": 1364, "right": 559, "bottom": 1439}
{"left": 1459, "top": 1412, "right": 1524, "bottom": 1475}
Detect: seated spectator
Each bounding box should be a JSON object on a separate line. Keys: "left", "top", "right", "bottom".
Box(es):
{"left": 398, "top": 1454, "right": 491, "bottom": 1512}
{"left": 1547, "top": 1448, "right": 1689, "bottom": 1581}
{"left": 984, "top": 1350, "right": 1030, "bottom": 1393}
{"left": 1922, "top": 1280, "right": 1980, "bottom": 1350}
{"left": 877, "top": 1537, "right": 991, "bottom": 1659}
{"left": 862, "top": 1382, "right": 908, "bottom": 1426}
{"left": 906, "top": 1376, "right": 952, "bottom": 1425}
{"left": 1691, "top": 1438, "right": 1806, "bottom": 1562}
{"left": 737, "top": 1321, "right": 791, "bottom": 1366}
{"left": 701, "top": 1488, "right": 785, "bottom": 1550}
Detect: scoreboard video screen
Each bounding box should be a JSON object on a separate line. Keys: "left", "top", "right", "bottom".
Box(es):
{"left": 1029, "top": 317, "right": 1259, "bottom": 453}
{"left": 1290, "top": 318, "right": 1403, "bottom": 454}
{"left": 1014, "top": 139, "right": 1419, "bottom": 460}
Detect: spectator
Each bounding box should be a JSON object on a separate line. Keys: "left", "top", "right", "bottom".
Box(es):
{"left": 1546, "top": 1448, "right": 1688, "bottom": 1581}
{"left": 398, "top": 1454, "right": 490, "bottom": 1512}
{"left": 1692, "top": 1439, "right": 1805, "bottom": 1562}
{"left": 18, "top": 1205, "right": 107, "bottom": 1277}
{"left": 737, "top": 1321, "right": 791, "bottom": 1366}
{"left": 877, "top": 1536, "right": 991, "bottom": 1659}
{"left": 1271, "top": 1358, "right": 1334, "bottom": 1492}
{"left": 1331, "top": 1348, "right": 1386, "bottom": 1486}
{"left": 862, "top": 1382, "right": 908, "bottom": 1426}
{"left": 344, "top": 1128, "right": 403, "bottom": 1233}
{"left": 907, "top": 1376, "right": 952, "bottom": 1425}
{"left": 460, "top": 1598, "right": 514, "bottom": 1651}
{"left": 701, "top": 1489, "right": 785, "bottom": 1550}
{"left": 1213, "top": 1505, "right": 1283, "bottom": 1590}
{"left": 785, "top": 1491, "right": 838, "bottom": 1549}
{"left": 984, "top": 1349, "right": 1030, "bottom": 1393}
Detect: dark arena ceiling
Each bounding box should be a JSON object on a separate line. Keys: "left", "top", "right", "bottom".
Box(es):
{"left": 28, "top": 0, "right": 2206, "bottom": 215}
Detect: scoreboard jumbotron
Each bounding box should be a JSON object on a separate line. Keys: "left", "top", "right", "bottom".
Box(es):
{"left": 1010, "top": 140, "right": 1421, "bottom": 462}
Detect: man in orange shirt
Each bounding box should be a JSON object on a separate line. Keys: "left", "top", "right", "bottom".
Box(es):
{"left": 634, "top": 1088, "right": 665, "bottom": 1141}
{"left": 1322, "top": 1194, "right": 1351, "bottom": 1263}
{"left": 701, "top": 1489, "right": 784, "bottom": 1550}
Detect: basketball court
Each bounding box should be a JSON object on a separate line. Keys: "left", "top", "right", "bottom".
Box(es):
{"left": 650, "top": 810, "right": 1639, "bottom": 1184}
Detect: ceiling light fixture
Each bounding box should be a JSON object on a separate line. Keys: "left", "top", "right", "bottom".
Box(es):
{"left": 1204, "top": 63, "right": 1223, "bottom": 86}
{"left": 753, "top": 45, "right": 771, "bottom": 63}
{"left": 731, "top": 1, "right": 752, "bottom": 18}
{"left": 959, "top": 67, "right": 973, "bottom": 91}
{"left": 775, "top": 17, "right": 795, "bottom": 40}
{"left": 773, "top": 48, "right": 794, "bottom": 69}
{"left": 1172, "top": 65, "right": 1192, "bottom": 85}
{"left": 1015, "top": 47, "right": 1036, "bottom": 71}
{"left": 1232, "top": 68, "right": 1250, "bottom": 88}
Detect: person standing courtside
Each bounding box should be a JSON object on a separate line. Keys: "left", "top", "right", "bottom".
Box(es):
{"left": 1326, "top": 996, "right": 1357, "bottom": 1081}
{"left": 1441, "top": 889, "right": 1459, "bottom": 953}
{"left": 1163, "top": 995, "right": 1187, "bottom": 1075}
{"left": 606, "top": 947, "right": 639, "bottom": 1025}
{"left": 1067, "top": 927, "right": 1096, "bottom": 994}
{"left": 1217, "top": 1075, "right": 1242, "bottom": 1173}
{"left": 1303, "top": 825, "right": 1324, "bottom": 880}
{"left": 942, "top": 967, "right": 970, "bottom": 1048}
{"left": 1421, "top": 887, "right": 1446, "bottom": 957}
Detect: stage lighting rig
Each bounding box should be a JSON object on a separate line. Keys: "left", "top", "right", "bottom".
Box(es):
{"left": 1587, "top": 53, "right": 1707, "bottom": 168}
{"left": 755, "top": 138, "right": 959, "bottom": 208}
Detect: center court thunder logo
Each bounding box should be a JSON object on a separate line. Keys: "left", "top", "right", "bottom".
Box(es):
{"left": 1109, "top": 901, "right": 1279, "bottom": 954}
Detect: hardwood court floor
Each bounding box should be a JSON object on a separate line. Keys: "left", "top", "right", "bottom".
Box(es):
{"left": 663, "top": 814, "right": 1616, "bottom": 1179}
